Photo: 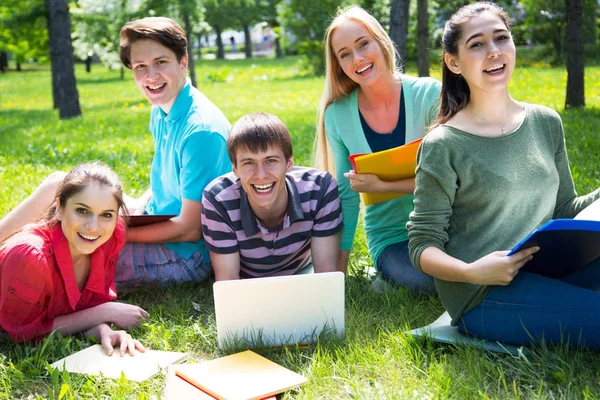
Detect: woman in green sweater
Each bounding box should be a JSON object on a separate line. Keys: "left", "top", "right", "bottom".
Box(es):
{"left": 408, "top": 2, "right": 600, "bottom": 348}
{"left": 315, "top": 5, "right": 440, "bottom": 293}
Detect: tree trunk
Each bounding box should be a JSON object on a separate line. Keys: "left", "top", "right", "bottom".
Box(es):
{"left": 0, "top": 52, "right": 7, "bottom": 73}
{"left": 45, "top": 5, "right": 58, "bottom": 108}
{"left": 271, "top": 20, "right": 283, "bottom": 58}
{"left": 244, "top": 25, "right": 252, "bottom": 59}
{"left": 389, "top": 0, "right": 410, "bottom": 67}
{"left": 196, "top": 33, "right": 203, "bottom": 60}
{"left": 552, "top": 21, "right": 564, "bottom": 61}
{"left": 565, "top": 0, "right": 585, "bottom": 108}
{"left": 46, "top": 0, "right": 81, "bottom": 119}
{"left": 215, "top": 25, "right": 225, "bottom": 60}
{"left": 275, "top": 37, "right": 283, "bottom": 58}
{"left": 184, "top": 13, "right": 197, "bottom": 88}
{"left": 416, "top": 0, "right": 430, "bottom": 77}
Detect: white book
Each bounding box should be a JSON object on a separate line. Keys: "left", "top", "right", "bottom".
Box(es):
{"left": 50, "top": 344, "right": 187, "bottom": 382}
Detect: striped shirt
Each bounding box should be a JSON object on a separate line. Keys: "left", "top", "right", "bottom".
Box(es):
{"left": 201, "top": 167, "right": 343, "bottom": 278}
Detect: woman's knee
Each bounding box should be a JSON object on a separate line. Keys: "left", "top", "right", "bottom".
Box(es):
{"left": 41, "top": 171, "right": 67, "bottom": 189}
{"left": 35, "top": 171, "right": 67, "bottom": 198}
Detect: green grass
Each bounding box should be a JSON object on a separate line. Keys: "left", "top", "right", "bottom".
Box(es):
{"left": 1, "top": 55, "right": 600, "bottom": 399}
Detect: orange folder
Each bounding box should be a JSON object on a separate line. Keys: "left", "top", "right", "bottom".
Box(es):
{"left": 174, "top": 350, "right": 307, "bottom": 400}
{"left": 348, "top": 138, "right": 422, "bottom": 206}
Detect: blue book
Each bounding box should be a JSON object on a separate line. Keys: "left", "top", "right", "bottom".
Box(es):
{"left": 508, "top": 219, "right": 600, "bottom": 279}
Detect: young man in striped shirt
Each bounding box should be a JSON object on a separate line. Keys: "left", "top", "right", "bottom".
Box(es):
{"left": 201, "top": 113, "right": 343, "bottom": 280}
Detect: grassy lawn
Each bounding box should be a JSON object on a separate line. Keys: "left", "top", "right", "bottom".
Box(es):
{"left": 0, "top": 55, "right": 599, "bottom": 399}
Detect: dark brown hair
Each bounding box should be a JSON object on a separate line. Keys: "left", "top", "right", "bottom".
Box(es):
{"left": 227, "top": 113, "right": 293, "bottom": 166}
{"left": 119, "top": 17, "right": 187, "bottom": 69}
{"left": 434, "top": 2, "right": 512, "bottom": 127}
{"left": 45, "top": 162, "right": 126, "bottom": 222}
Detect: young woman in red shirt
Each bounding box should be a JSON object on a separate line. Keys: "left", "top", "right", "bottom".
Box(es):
{"left": 0, "top": 162, "right": 149, "bottom": 356}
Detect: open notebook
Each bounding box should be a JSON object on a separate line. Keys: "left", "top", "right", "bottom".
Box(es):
{"left": 50, "top": 344, "right": 187, "bottom": 382}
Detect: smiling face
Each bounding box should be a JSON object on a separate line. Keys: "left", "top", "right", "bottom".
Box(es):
{"left": 130, "top": 39, "right": 188, "bottom": 114}
{"left": 56, "top": 183, "right": 119, "bottom": 260}
{"left": 444, "top": 11, "right": 515, "bottom": 95}
{"left": 330, "top": 19, "right": 390, "bottom": 88}
{"left": 233, "top": 146, "right": 293, "bottom": 220}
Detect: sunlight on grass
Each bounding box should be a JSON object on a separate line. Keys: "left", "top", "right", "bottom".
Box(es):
{"left": 0, "top": 56, "right": 599, "bottom": 399}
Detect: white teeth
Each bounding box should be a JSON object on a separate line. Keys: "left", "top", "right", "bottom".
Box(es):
{"left": 253, "top": 183, "right": 274, "bottom": 193}
{"left": 356, "top": 63, "right": 373, "bottom": 74}
{"left": 484, "top": 65, "right": 504, "bottom": 72}
{"left": 148, "top": 83, "right": 166, "bottom": 90}
{"left": 79, "top": 233, "right": 100, "bottom": 241}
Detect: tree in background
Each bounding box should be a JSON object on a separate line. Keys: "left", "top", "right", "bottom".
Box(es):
{"left": 279, "top": 0, "right": 345, "bottom": 75}
{"left": 389, "top": 0, "right": 409, "bottom": 65}
{"left": 565, "top": 0, "right": 584, "bottom": 108}
{"left": 71, "top": 0, "right": 136, "bottom": 81}
{"left": 46, "top": 0, "right": 81, "bottom": 119}
{"left": 257, "top": 0, "right": 283, "bottom": 58}
{"left": 229, "top": 0, "right": 262, "bottom": 59}
{"left": 416, "top": 0, "right": 429, "bottom": 77}
{"left": 0, "top": 0, "right": 50, "bottom": 71}
{"left": 204, "top": 0, "right": 229, "bottom": 59}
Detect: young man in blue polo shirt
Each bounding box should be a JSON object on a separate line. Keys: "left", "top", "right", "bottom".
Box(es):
{"left": 0, "top": 18, "right": 231, "bottom": 289}
{"left": 116, "top": 17, "right": 231, "bottom": 288}
{"left": 201, "top": 112, "right": 342, "bottom": 280}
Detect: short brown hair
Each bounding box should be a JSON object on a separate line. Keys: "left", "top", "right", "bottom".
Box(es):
{"left": 119, "top": 17, "right": 187, "bottom": 69}
{"left": 227, "top": 113, "right": 294, "bottom": 166}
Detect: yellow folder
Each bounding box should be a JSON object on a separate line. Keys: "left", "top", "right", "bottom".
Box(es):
{"left": 348, "top": 138, "right": 422, "bottom": 206}
{"left": 174, "top": 350, "right": 307, "bottom": 400}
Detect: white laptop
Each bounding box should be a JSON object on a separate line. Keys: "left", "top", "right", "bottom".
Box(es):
{"left": 213, "top": 271, "right": 345, "bottom": 348}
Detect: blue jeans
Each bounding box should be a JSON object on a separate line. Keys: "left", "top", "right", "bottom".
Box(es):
{"left": 376, "top": 241, "right": 436, "bottom": 294}
{"left": 459, "top": 256, "right": 600, "bottom": 349}
{"left": 115, "top": 243, "right": 212, "bottom": 292}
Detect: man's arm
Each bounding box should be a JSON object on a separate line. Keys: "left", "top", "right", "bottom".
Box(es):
{"left": 126, "top": 198, "right": 203, "bottom": 243}
{"left": 311, "top": 234, "right": 340, "bottom": 273}
{"left": 124, "top": 189, "right": 152, "bottom": 215}
{"left": 210, "top": 251, "right": 241, "bottom": 281}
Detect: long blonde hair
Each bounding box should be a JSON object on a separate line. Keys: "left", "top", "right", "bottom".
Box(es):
{"left": 313, "top": 5, "right": 401, "bottom": 173}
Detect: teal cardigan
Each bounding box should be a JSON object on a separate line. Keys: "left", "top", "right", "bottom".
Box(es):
{"left": 324, "top": 74, "right": 441, "bottom": 264}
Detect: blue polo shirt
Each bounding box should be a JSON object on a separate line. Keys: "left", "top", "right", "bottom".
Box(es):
{"left": 146, "top": 78, "right": 231, "bottom": 260}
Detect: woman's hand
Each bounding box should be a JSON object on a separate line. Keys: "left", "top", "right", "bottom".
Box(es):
{"left": 100, "top": 302, "right": 150, "bottom": 329}
{"left": 343, "top": 170, "right": 383, "bottom": 193}
{"left": 101, "top": 325, "right": 146, "bottom": 356}
{"left": 85, "top": 323, "right": 146, "bottom": 356}
{"left": 465, "top": 246, "right": 540, "bottom": 285}
{"left": 343, "top": 170, "right": 415, "bottom": 194}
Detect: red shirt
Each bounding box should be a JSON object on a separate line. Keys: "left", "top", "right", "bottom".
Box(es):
{"left": 0, "top": 218, "right": 126, "bottom": 342}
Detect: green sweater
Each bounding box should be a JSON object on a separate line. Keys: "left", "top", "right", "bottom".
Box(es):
{"left": 324, "top": 75, "right": 441, "bottom": 263}
{"left": 408, "top": 103, "right": 600, "bottom": 325}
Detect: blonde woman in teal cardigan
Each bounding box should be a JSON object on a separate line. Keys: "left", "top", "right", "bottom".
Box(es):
{"left": 314, "top": 5, "right": 440, "bottom": 293}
